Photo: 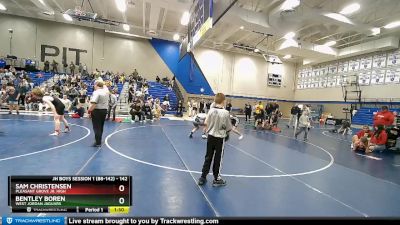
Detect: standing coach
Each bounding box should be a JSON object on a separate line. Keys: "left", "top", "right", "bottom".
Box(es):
{"left": 88, "top": 80, "right": 109, "bottom": 147}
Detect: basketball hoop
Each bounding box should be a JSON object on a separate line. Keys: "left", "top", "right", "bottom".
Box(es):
{"left": 74, "top": 6, "right": 86, "bottom": 16}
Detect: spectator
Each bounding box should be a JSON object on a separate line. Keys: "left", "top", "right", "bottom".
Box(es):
{"left": 60, "top": 95, "right": 72, "bottom": 113}
{"left": 163, "top": 94, "right": 170, "bottom": 108}
{"left": 367, "top": 125, "right": 388, "bottom": 153}
{"left": 352, "top": 125, "right": 373, "bottom": 151}
{"left": 6, "top": 85, "right": 20, "bottom": 115}
{"left": 191, "top": 99, "right": 198, "bottom": 117}
{"left": 254, "top": 101, "right": 264, "bottom": 127}
{"left": 287, "top": 104, "right": 300, "bottom": 128}
{"left": 142, "top": 102, "right": 153, "bottom": 121}
{"left": 199, "top": 99, "right": 205, "bottom": 113}
{"left": 18, "top": 79, "right": 30, "bottom": 107}
{"left": 187, "top": 100, "right": 193, "bottom": 117}
{"left": 245, "top": 103, "right": 252, "bottom": 122}
{"left": 107, "top": 90, "right": 118, "bottom": 121}
{"left": 132, "top": 69, "right": 138, "bottom": 80}
{"left": 44, "top": 60, "right": 50, "bottom": 72}
{"left": 373, "top": 106, "right": 395, "bottom": 127}
{"left": 156, "top": 76, "right": 160, "bottom": 83}
{"left": 176, "top": 100, "right": 184, "bottom": 117}
{"left": 205, "top": 101, "right": 211, "bottom": 113}
{"left": 337, "top": 120, "right": 351, "bottom": 135}
{"left": 51, "top": 60, "right": 58, "bottom": 73}
{"left": 153, "top": 98, "right": 162, "bottom": 120}
{"left": 130, "top": 100, "right": 143, "bottom": 122}
{"left": 225, "top": 101, "right": 232, "bottom": 112}
{"left": 295, "top": 111, "right": 311, "bottom": 141}
{"left": 69, "top": 62, "right": 76, "bottom": 76}
{"left": 128, "top": 84, "right": 135, "bottom": 103}
{"left": 78, "top": 63, "right": 83, "bottom": 74}
{"left": 83, "top": 63, "right": 88, "bottom": 75}
{"left": 265, "top": 102, "right": 274, "bottom": 120}
{"left": 63, "top": 62, "right": 68, "bottom": 74}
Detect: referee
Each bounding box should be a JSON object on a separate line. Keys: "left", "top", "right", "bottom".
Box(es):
{"left": 198, "top": 93, "right": 232, "bottom": 187}
{"left": 88, "top": 80, "right": 109, "bottom": 147}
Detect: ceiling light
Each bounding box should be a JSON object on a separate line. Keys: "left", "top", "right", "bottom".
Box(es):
{"left": 254, "top": 48, "right": 260, "bottom": 53}
{"left": 173, "top": 33, "right": 180, "bottom": 41}
{"left": 279, "top": 39, "right": 299, "bottom": 49}
{"left": 115, "top": 0, "right": 127, "bottom": 12}
{"left": 180, "top": 11, "right": 190, "bottom": 26}
{"left": 339, "top": 3, "right": 360, "bottom": 15}
{"left": 324, "top": 40, "right": 336, "bottom": 47}
{"left": 240, "top": 26, "right": 244, "bottom": 30}
{"left": 324, "top": 13, "right": 353, "bottom": 24}
{"left": 122, "top": 24, "right": 130, "bottom": 31}
{"left": 63, "top": 13, "right": 73, "bottom": 22}
{"left": 0, "top": 3, "right": 7, "bottom": 11}
{"left": 280, "top": 0, "right": 300, "bottom": 11}
{"left": 284, "top": 32, "right": 295, "bottom": 40}
{"left": 371, "top": 27, "right": 381, "bottom": 35}
{"left": 105, "top": 30, "right": 152, "bottom": 39}
{"left": 43, "top": 11, "right": 55, "bottom": 16}
{"left": 283, "top": 54, "right": 292, "bottom": 59}
{"left": 384, "top": 21, "right": 400, "bottom": 29}
{"left": 38, "top": 0, "right": 45, "bottom": 5}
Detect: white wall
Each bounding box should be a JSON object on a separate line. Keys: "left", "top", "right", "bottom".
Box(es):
{"left": 193, "top": 48, "right": 297, "bottom": 100}
{"left": 0, "top": 14, "right": 174, "bottom": 80}
{"left": 294, "top": 84, "right": 400, "bottom": 101}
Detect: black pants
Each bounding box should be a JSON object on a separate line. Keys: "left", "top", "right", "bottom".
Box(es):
{"left": 107, "top": 105, "right": 117, "bottom": 120}
{"left": 245, "top": 112, "right": 251, "bottom": 121}
{"left": 91, "top": 109, "right": 107, "bottom": 145}
{"left": 19, "top": 95, "right": 25, "bottom": 106}
{"left": 130, "top": 111, "right": 142, "bottom": 121}
{"left": 201, "top": 135, "right": 225, "bottom": 180}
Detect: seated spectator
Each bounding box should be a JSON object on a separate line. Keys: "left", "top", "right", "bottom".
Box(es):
{"left": 352, "top": 125, "right": 373, "bottom": 151}
{"left": 60, "top": 95, "right": 72, "bottom": 113}
{"left": 163, "top": 94, "right": 170, "bottom": 108}
{"left": 156, "top": 76, "right": 160, "bottom": 83}
{"left": 367, "top": 125, "right": 388, "bottom": 153}
{"left": 74, "top": 105, "right": 85, "bottom": 118}
{"left": 130, "top": 100, "right": 143, "bottom": 122}
{"left": 337, "top": 120, "right": 351, "bottom": 135}
{"left": 152, "top": 98, "right": 162, "bottom": 120}
{"left": 142, "top": 102, "right": 153, "bottom": 121}
{"left": 373, "top": 106, "right": 395, "bottom": 127}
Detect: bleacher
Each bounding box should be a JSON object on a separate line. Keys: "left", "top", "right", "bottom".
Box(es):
{"left": 148, "top": 81, "right": 178, "bottom": 112}
{"left": 352, "top": 107, "right": 400, "bottom": 126}
{"left": 83, "top": 81, "right": 124, "bottom": 96}
{"left": 27, "top": 72, "right": 54, "bottom": 86}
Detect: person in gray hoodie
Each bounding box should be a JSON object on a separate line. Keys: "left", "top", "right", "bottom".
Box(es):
{"left": 295, "top": 111, "right": 311, "bottom": 141}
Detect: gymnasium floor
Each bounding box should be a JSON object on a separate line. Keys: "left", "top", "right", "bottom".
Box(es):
{"left": 0, "top": 114, "right": 400, "bottom": 217}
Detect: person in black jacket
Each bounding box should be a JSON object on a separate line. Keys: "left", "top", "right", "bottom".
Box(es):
{"left": 176, "top": 100, "right": 184, "bottom": 117}
{"left": 245, "top": 103, "right": 252, "bottom": 122}
{"left": 287, "top": 104, "right": 300, "bottom": 128}
{"left": 199, "top": 99, "right": 205, "bottom": 113}
{"left": 130, "top": 101, "right": 143, "bottom": 122}
{"left": 225, "top": 101, "right": 232, "bottom": 112}
{"left": 142, "top": 102, "right": 153, "bottom": 121}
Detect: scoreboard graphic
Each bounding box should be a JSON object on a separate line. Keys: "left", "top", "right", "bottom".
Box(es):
{"left": 8, "top": 176, "right": 132, "bottom": 213}
{"left": 188, "top": 0, "right": 213, "bottom": 49}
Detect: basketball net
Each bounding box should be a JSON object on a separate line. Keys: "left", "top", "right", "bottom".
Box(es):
{"left": 74, "top": 6, "right": 84, "bottom": 16}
